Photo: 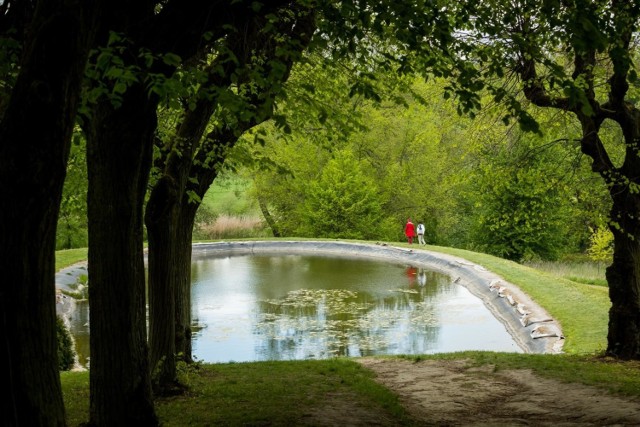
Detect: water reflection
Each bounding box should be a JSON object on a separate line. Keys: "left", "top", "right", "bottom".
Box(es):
{"left": 189, "top": 254, "right": 522, "bottom": 363}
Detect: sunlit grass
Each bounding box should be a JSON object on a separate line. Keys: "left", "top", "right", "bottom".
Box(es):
{"left": 55, "top": 248, "right": 88, "bottom": 271}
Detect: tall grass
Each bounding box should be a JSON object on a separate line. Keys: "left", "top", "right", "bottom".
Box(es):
{"left": 523, "top": 260, "right": 608, "bottom": 286}
{"left": 193, "top": 214, "right": 272, "bottom": 240}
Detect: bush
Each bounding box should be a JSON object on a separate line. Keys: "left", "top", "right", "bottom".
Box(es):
{"left": 57, "top": 316, "right": 76, "bottom": 371}
{"left": 587, "top": 226, "right": 613, "bottom": 264}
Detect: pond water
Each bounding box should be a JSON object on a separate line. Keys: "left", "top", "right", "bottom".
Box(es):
{"left": 189, "top": 254, "right": 522, "bottom": 363}
{"left": 68, "top": 253, "right": 522, "bottom": 367}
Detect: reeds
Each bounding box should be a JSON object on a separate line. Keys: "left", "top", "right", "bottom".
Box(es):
{"left": 194, "top": 214, "right": 270, "bottom": 240}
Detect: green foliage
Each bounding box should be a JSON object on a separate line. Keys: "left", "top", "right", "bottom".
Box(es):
{"left": 470, "top": 162, "right": 569, "bottom": 261}
{"left": 300, "top": 149, "right": 396, "bottom": 240}
{"left": 57, "top": 132, "right": 88, "bottom": 250}
{"left": 57, "top": 316, "right": 75, "bottom": 371}
{"left": 588, "top": 226, "right": 614, "bottom": 264}
{"left": 243, "top": 71, "right": 610, "bottom": 257}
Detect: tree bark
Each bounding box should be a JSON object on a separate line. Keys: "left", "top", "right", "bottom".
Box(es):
{"left": 174, "top": 205, "right": 199, "bottom": 360}
{"left": 85, "top": 85, "right": 158, "bottom": 425}
{"left": 146, "top": 176, "right": 179, "bottom": 389}
{"left": 606, "top": 197, "right": 640, "bottom": 359}
{"left": 84, "top": 0, "right": 265, "bottom": 413}
{"left": 0, "top": 2, "right": 99, "bottom": 424}
{"left": 603, "top": 115, "right": 640, "bottom": 359}
{"left": 258, "top": 192, "right": 281, "bottom": 237}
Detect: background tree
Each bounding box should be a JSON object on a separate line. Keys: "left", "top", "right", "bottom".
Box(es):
{"left": 57, "top": 132, "right": 88, "bottom": 249}
{"left": 301, "top": 149, "right": 396, "bottom": 239}
{"left": 439, "top": 0, "right": 640, "bottom": 358}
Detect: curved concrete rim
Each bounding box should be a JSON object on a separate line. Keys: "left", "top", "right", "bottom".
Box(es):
{"left": 191, "top": 240, "right": 565, "bottom": 355}
{"left": 55, "top": 240, "right": 565, "bottom": 356}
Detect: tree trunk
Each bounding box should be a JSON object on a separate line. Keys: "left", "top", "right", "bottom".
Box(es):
{"left": 257, "top": 192, "right": 281, "bottom": 237}
{"left": 86, "top": 86, "right": 158, "bottom": 425}
{"left": 146, "top": 176, "right": 179, "bottom": 390}
{"left": 0, "top": 2, "right": 99, "bottom": 424}
{"left": 604, "top": 138, "right": 640, "bottom": 359}
{"left": 175, "top": 205, "right": 198, "bottom": 361}
{"left": 606, "top": 216, "right": 640, "bottom": 359}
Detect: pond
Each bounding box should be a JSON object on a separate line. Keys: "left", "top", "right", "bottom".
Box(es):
{"left": 67, "top": 253, "right": 523, "bottom": 367}
{"left": 189, "top": 253, "right": 522, "bottom": 363}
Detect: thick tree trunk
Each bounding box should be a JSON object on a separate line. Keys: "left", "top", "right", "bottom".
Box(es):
{"left": 606, "top": 230, "right": 640, "bottom": 359}
{"left": 0, "top": 2, "right": 98, "bottom": 424}
{"left": 86, "top": 87, "right": 158, "bottom": 425}
{"left": 146, "top": 188, "right": 198, "bottom": 370}
{"left": 605, "top": 179, "right": 640, "bottom": 359}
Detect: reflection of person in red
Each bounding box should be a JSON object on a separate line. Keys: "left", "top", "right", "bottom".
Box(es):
{"left": 406, "top": 266, "right": 418, "bottom": 287}
{"left": 404, "top": 218, "right": 416, "bottom": 244}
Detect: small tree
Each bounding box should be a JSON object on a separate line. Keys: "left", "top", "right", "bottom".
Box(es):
{"left": 588, "top": 225, "right": 614, "bottom": 265}
{"left": 301, "top": 149, "right": 395, "bottom": 240}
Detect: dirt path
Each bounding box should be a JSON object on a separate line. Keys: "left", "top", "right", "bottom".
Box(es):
{"left": 360, "top": 358, "right": 640, "bottom": 426}
{"left": 304, "top": 358, "right": 640, "bottom": 426}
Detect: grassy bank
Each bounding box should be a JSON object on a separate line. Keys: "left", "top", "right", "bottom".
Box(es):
{"left": 58, "top": 239, "right": 626, "bottom": 425}
{"left": 55, "top": 248, "right": 88, "bottom": 271}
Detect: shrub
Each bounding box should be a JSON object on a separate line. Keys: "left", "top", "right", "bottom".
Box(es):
{"left": 57, "top": 316, "right": 76, "bottom": 371}
{"left": 587, "top": 226, "right": 613, "bottom": 264}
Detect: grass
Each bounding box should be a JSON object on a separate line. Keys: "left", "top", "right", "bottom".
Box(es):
{"left": 58, "top": 239, "right": 631, "bottom": 425}
{"left": 201, "top": 175, "right": 259, "bottom": 217}
{"left": 63, "top": 358, "right": 412, "bottom": 426}
{"left": 55, "top": 248, "right": 88, "bottom": 271}
{"left": 61, "top": 353, "right": 640, "bottom": 425}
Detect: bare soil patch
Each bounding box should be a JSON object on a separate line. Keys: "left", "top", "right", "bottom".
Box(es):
{"left": 303, "top": 358, "right": 640, "bottom": 426}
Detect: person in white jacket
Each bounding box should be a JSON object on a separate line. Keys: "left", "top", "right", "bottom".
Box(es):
{"left": 416, "top": 222, "right": 426, "bottom": 245}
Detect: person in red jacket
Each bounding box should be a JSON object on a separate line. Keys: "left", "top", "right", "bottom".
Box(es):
{"left": 404, "top": 218, "right": 416, "bottom": 244}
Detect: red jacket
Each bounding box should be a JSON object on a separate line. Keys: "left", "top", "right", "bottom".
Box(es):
{"left": 405, "top": 221, "right": 415, "bottom": 237}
